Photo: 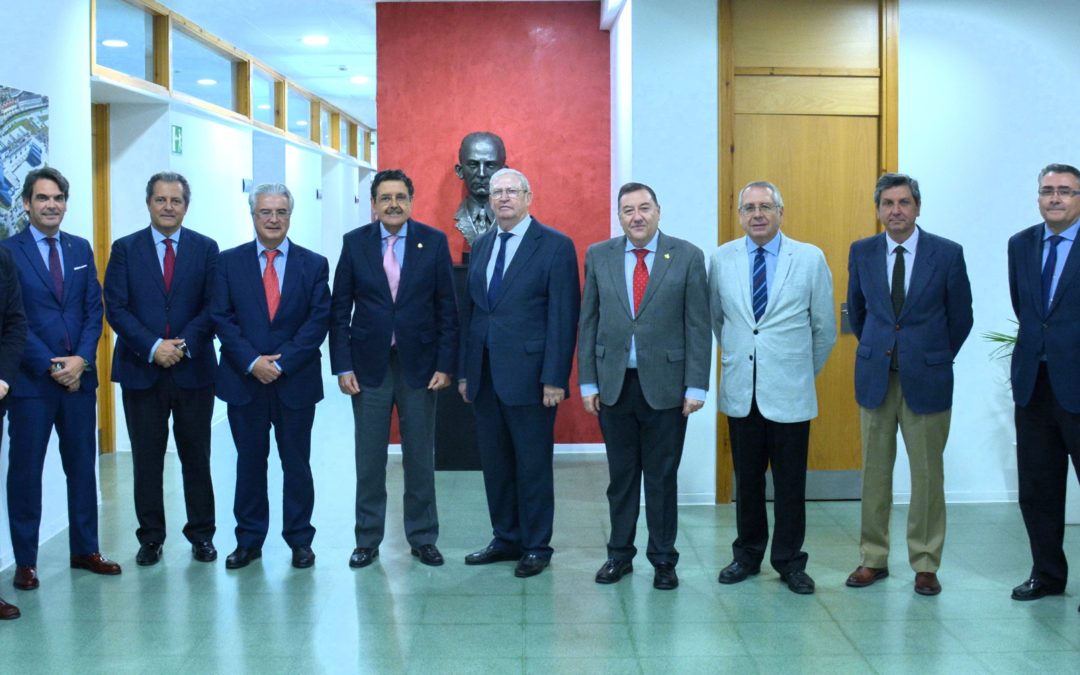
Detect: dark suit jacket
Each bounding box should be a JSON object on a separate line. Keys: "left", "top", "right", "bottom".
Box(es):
{"left": 578, "top": 232, "right": 711, "bottom": 410}
{"left": 459, "top": 217, "right": 580, "bottom": 406}
{"left": 0, "top": 227, "right": 103, "bottom": 397}
{"left": 329, "top": 219, "right": 458, "bottom": 389}
{"left": 104, "top": 226, "right": 218, "bottom": 391}
{"left": 1009, "top": 222, "right": 1080, "bottom": 411}
{"left": 847, "top": 227, "right": 973, "bottom": 414}
{"left": 0, "top": 245, "right": 27, "bottom": 401}
{"left": 211, "top": 239, "right": 330, "bottom": 410}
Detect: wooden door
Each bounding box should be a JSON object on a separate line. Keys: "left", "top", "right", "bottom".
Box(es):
{"left": 716, "top": 0, "right": 898, "bottom": 501}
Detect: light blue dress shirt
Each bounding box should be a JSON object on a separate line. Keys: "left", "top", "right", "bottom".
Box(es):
{"left": 1042, "top": 219, "right": 1079, "bottom": 302}
{"left": 30, "top": 224, "right": 65, "bottom": 275}
{"left": 485, "top": 215, "right": 530, "bottom": 287}
{"left": 746, "top": 231, "right": 782, "bottom": 299}
{"left": 147, "top": 226, "right": 183, "bottom": 361}
{"left": 380, "top": 221, "right": 408, "bottom": 264}
{"left": 248, "top": 238, "right": 290, "bottom": 373}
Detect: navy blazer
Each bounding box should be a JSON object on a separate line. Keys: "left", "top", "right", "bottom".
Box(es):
{"left": 847, "top": 228, "right": 973, "bottom": 414}
{"left": 211, "top": 239, "right": 331, "bottom": 410}
{"left": 1009, "top": 223, "right": 1080, "bottom": 412}
{"left": 459, "top": 217, "right": 580, "bottom": 406}
{"left": 0, "top": 227, "right": 103, "bottom": 397}
{"left": 104, "top": 226, "right": 218, "bottom": 390}
{"left": 0, "top": 245, "right": 27, "bottom": 396}
{"left": 329, "top": 219, "right": 458, "bottom": 389}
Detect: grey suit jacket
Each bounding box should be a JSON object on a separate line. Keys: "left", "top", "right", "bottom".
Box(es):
{"left": 578, "top": 231, "right": 712, "bottom": 410}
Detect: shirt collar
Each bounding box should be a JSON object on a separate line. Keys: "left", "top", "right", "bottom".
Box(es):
{"left": 379, "top": 221, "right": 408, "bottom": 239}
{"left": 498, "top": 214, "right": 532, "bottom": 237}
{"left": 257, "top": 237, "right": 290, "bottom": 258}
{"left": 151, "top": 225, "right": 182, "bottom": 245}
{"left": 625, "top": 230, "right": 660, "bottom": 254}
{"left": 1044, "top": 219, "right": 1080, "bottom": 243}
{"left": 746, "top": 231, "right": 783, "bottom": 256}
{"left": 886, "top": 225, "right": 919, "bottom": 255}
{"left": 29, "top": 224, "right": 59, "bottom": 244}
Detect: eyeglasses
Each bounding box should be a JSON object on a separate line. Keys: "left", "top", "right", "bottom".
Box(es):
{"left": 739, "top": 204, "right": 777, "bottom": 215}
{"left": 490, "top": 188, "right": 526, "bottom": 199}
{"left": 255, "top": 208, "right": 291, "bottom": 219}
{"left": 376, "top": 193, "right": 411, "bottom": 205}
{"left": 1038, "top": 187, "right": 1080, "bottom": 198}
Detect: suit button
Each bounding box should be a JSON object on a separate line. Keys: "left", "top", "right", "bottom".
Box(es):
{"left": 1042, "top": 323, "right": 1048, "bottom": 329}
{"left": 749, "top": 355, "right": 754, "bottom": 361}
{"left": 753, "top": 329, "right": 759, "bottom": 335}
{"left": 885, "top": 350, "right": 892, "bottom": 357}
{"left": 895, "top": 324, "right": 901, "bottom": 331}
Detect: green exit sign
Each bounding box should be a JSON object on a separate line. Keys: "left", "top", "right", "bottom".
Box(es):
{"left": 171, "top": 125, "right": 183, "bottom": 154}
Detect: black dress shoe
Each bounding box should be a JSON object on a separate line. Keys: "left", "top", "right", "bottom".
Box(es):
{"left": 225, "top": 547, "right": 262, "bottom": 569}
{"left": 781, "top": 570, "right": 816, "bottom": 595}
{"left": 718, "top": 560, "right": 760, "bottom": 585}
{"left": 411, "top": 544, "right": 445, "bottom": 567}
{"left": 349, "top": 548, "right": 379, "bottom": 569}
{"left": 653, "top": 563, "right": 679, "bottom": 590}
{"left": 192, "top": 541, "right": 218, "bottom": 563}
{"left": 465, "top": 545, "right": 520, "bottom": 565}
{"left": 0, "top": 597, "right": 19, "bottom": 620}
{"left": 71, "top": 553, "right": 122, "bottom": 575}
{"left": 13, "top": 566, "right": 38, "bottom": 591}
{"left": 1011, "top": 577, "right": 1064, "bottom": 601}
{"left": 595, "top": 559, "right": 633, "bottom": 584}
{"left": 136, "top": 542, "right": 163, "bottom": 566}
{"left": 514, "top": 554, "right": 550, "bottom": 578}
{"left": 292, "top": 545, "right": 316, "bottom": 569}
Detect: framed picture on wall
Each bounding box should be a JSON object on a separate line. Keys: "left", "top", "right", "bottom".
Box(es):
{"left": 0, "top": 84, "right": 49, "bottom": 240}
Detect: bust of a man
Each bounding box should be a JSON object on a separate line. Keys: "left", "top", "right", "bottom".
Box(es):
{"left": 454, "top": 131, "right": 507, "bottom": 247}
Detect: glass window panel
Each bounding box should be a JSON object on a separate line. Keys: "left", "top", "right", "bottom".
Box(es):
{"left": 251, "top": 67, "right": 275, "bottom": 126}
{"left": 95, "top": 0, "right": 153, "bottom": 80}
{"left": 339, "top": 117, "right": 349, "bottom": 152}
{"left": 171, "top": 27, "right": 236, "bottom": 111}
{"left": 320, "top": 108, "right": 331, "bottom": 146}
{"left": 287, "top": 87, "right": 311, "bottom": 137}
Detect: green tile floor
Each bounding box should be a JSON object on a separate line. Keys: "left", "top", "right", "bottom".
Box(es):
{"left": 2, "top": 388, "right": 1079, "bottom": 673}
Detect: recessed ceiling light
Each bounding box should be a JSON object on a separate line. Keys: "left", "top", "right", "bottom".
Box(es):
{"left": 296, "top": 120, "right": 308, "bottom": 127}
{"left": 349, "top": 75, "right": 370, "bottom": 85}
{"left": 257, "top": 104, "right": 271, "bottom": 110}
{"left": 196, "top": 78, "right": 217, "bottom": 86}
{"left": 101, "top": 39, "right": 129, "bottom": 48}
{"left": 302, "top": 35, "right": 330, "bottom": 46}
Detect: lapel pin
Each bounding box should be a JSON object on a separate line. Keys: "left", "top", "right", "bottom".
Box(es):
{"left": 664, "top": 253, "right": 671, "bottom": 259}
{"left": 417, "top": 242, "right": 423, "bottom": 249}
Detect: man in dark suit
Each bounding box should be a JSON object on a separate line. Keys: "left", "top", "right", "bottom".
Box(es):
{"left": 330, "top": 169, "right": 458, "bottom": 569}
{"left": 578, "top": 182, "right": 711, "bottom": 590}
{"left": 458, "top": 168, "right": 580, "bottom": 577}
{"left": 211, "top": 183, "right": 330, "bottom": 570}
{"left": 0, "top": 244, "right": 27, "bottom": 618}
{"left": 1, "top": 167, "right": 122, "bottom": 592}
{"left": 845, "top": 173, "right": 973, "bottom": 596}
{"left": 1008, "top": 163, "right": 1080, "bottom": 607}
{"left": 104, "top": 172, "right": 219, "bottom": 566}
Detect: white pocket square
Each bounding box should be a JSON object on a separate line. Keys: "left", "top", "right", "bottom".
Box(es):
{"left": 73, "top": 264, "right": 88, "bottom": 271}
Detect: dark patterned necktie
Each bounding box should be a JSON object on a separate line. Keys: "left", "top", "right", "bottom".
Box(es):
{"left": 487, "top": 232, "right": 512, "bottom": 306}
{"left": 752, "top": 247, "right": 767, "bottom": 321}
{"left": 1042, "top": 235, "right": 1063, "bottom": 315}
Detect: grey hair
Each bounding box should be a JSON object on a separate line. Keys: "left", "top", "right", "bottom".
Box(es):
{"left": 874, "top": 173, "right": 921, "bottom": 207}
{"left": 738, "top": 180, "right": 784, "bottom": 209}
{"left": 1038, "top": 163, "right": 1080, "bottom": 184}
{"left": 490, "top": 168, "right": 530, "bottom": 193}
{"left": 248, "top": 183, "right": 294, "bottom": 213}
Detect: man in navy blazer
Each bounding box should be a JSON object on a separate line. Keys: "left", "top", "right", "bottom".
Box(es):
{"left": 1, "top": 167, "right": 122, "bottom": 592}
{"left": 846, "top": 173, "right": 973, "bottom": 596}
{"left": 1008, "top": 163, "right": 1080, "bottom": 606}
{"left": 0, "top": 244, "right": 27, "bottom": 618}
{"left": 458, "top": 168, "right": 580, "bottom": 578}
{"left": 330, "top": 169, "right": 458, "bottom": 569}
{"left": 104, "top": 172, "right": 219, "bottom": 566}
{"left": 211, "top": 183, "right": 331, "bottom": 570}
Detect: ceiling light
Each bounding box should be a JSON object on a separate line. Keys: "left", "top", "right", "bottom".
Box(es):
{"left": 302, "top": 35, "right": 330, "bottom": 46}
{"left": 257, "top": 104, "right": 271, "bottom": 110}
{"left": 101, "top": 39, "right": 128, "bottom": 48}
{"left": 349, "top": 75, "right": 370, "bottom": 85}
{"left": 196, "top": 78, "right": 217, "bottom": 86}
{"left": 296, "top": 120, "right": 308, "bottom": 127}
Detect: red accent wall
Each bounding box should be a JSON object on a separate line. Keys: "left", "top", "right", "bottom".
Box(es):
{"left": 377, "top": 1, "right": 609, "bottom": 443}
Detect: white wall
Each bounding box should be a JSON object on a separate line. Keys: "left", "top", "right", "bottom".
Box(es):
{"left": 895, "top": 0, "right": 1080, "bottom": 504}
{"left": 320, "top": 156, "right": 364, "bottom": 274}
{"left": 0, "top": 0, "right": 94, "bottom": 569}
{"left": 627, "top": 0, "right": 719, "bottom": 504}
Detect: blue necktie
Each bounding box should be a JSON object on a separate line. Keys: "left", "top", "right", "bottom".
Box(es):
{"left": 752, "top": 246, "right": 767, "bottom": 321}
{"left": 487, "top": 232, "right": 513, "bottom": 306}
{"left": 1042, "top": 235, "right": 1064, "bottom": 315}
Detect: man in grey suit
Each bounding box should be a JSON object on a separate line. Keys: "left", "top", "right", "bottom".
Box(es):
{"left": 578, "top": 182, "right": 711, "bottom": 591}
{"left": 710, "top": 181, "right": 836, "bottom": 595}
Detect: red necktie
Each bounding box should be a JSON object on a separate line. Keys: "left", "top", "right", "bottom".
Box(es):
{"left": 46, "top": 236, "right": 63, "bottom": 301}
{"left": 263, "top": 249, "right": 281, "bottom": 321}
{"left": 632, "top": 248, "right": 649, "bottom": 315}
{"left": 163, "top": 238, "right": 175, "bottom": 337}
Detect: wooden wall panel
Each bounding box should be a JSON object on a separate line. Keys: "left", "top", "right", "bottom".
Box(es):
{"left": 735, "top": 76, "right": 879, "bottom": 116}
{"left": 732, "top": 0, "right": 879, "bottom": 70}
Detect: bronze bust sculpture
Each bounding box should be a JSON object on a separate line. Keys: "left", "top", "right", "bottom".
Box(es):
{"left": 454, "top": 131, "right": 507, "bottom": 247}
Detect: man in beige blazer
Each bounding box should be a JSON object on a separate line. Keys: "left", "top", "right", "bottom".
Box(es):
{"left": 709, "top": 180, "right": 836, "bottom": 595}
{"left": 578, "top": 182, "right": 711, "bottom": 591}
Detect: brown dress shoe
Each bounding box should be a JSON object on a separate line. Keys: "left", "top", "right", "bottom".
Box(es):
{"left": 914, "top": 572, "right": 941, "bottom": 596}
{"left": 13, "top": 565, "right": 38, "bottom": 590}
{"left": 0, "top": 597, "right": 19, "bottom": 620}
{"left": 70, "top": 552, "right": 122, "bottom": 575}
{"left": 846, "top": 566, "right": 889, "bottom": 588}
